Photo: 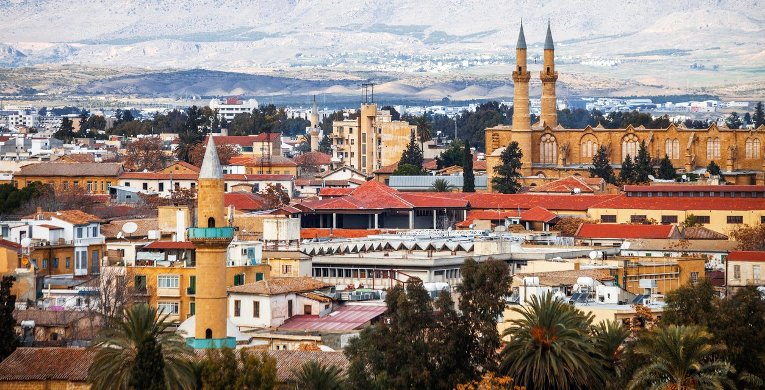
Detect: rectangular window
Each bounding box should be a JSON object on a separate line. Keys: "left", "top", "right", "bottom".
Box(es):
{"left": 256, "top": 273, "right": 264, "bottom": 281}
{"left": 158, "top": 275, "right": 180, "bottom": 288}
{"left": 761, "top": 216, "right": 765, "bottom": 224}
{"left": 696, "top": 215, "right": 711, "bottom": 224}
{"left": 727, "top": 216, "right": 744, "bottom": 224}
{"left": 189, "top": 302, "right": 195, "bottom": 316}
{"left": 734, "top": 265, "right": 741, "bottom": 279}
{"left": 135, "top": 275, "right": 147, "bottom": 290}
{"left": 755, "top": 265, "right": 761, "bottom": 281}
{"left": 600, "top": 215, "right": 617, "bottom": 223}
{"left": 42, "top": 259, "right": 48, "bottom": 269}
{"left": 253, "top": 301, "right": 260, "bottom": 318}
{"left": 159, "top": 183, "right": 164, "bottom": 192}
{"left": 234, "top": 300, "right": 241, "bottom": 317}
{"left": 65, "top": 257, "right": 71, "bottom": 268}
{"left": 52, "top": 258, "right": 59, "bottom": 268}
{"left": 630, "top": 215, "right": 647, "bottom": 223}
{"left": 691, "top": 272, "right": 699, "bottom": 283}
{"left": 282, "top": 265, "right": 292, "bottom": 275}
{"left": 142, "top": 183, "right": 148, "bottom": 190}
{"left": 661, "top": 215, "right": 678, "bottom": 224}
{"left": 234, "top": 273, "right": 245, "bottom": 286}
{"left": 157, "top": 302, "right": 179, "bottom": 315}
{"left": 86, "top": 181, "right": 93, "bottom": 192}
{"left": 76, "top": 227, "right": 83, "bottom": 239}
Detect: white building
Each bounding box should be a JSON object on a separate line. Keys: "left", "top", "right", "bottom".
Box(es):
{"left": 209, "top": 98, "right": 259, "bottom": 121}
{"left": 227, "top": 277, "right": 335, "bottom": 329}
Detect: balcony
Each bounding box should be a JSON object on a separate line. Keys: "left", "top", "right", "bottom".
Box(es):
{"left": 74, "top": 237, "right": 105, "bottom": 246}
{"left": 187, "top": 227, "right": 234, "bottom": 240}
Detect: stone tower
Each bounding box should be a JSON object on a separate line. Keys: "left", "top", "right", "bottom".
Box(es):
{"left": 187, "top": 136, "right": 235, "bottom": 349}
{"left": 512, "top": 22, "right": 533, "bottom": 176}
{"left": 540, "top": 21, "right": 558, "bottom": 128}
{"left": 309, "top": 96, "right": 320, "bottom": 152}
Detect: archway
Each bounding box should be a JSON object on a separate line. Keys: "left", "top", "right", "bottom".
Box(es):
{"left": 205, "top": 328, "right": 212, "bottom": 339}
{"left": 207, "top": 217, "right": 215, "bottom": 228}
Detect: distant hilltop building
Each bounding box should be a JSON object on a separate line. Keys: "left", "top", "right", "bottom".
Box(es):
{"left": 485, "top": 22, "right": 765, "bottom": 188}
{"left": 209, "top": 97, "right": 259, "bottom": 121}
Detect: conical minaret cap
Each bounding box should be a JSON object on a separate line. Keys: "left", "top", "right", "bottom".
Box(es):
{"left": 516, "top": 22, "right": 527, "bottom": 50}
{"left": 544, "top": 21, "right": 554, "bottom": 50}
{"left": 199, "top": 135, "right": 223, "bottom": 179}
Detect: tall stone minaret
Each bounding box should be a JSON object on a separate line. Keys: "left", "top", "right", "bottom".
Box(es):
{"left": 188, "top": 136, "right": 235, "bottom": 349}
{"left": 309, "top": 96, "right": 320, "bottom": 152}
{"left": 512, "top": 21, "right": 532, "bottom": 175}
{"left": 540, "top": 21, "right": 558, "bottom": 128}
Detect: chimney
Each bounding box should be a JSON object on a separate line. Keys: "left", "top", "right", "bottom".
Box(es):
{"left": 574, "top": 259, "right": 581, "bottom": 271}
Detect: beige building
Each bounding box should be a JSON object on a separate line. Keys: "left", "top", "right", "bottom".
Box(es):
{"left": 726, "top": 251, "right": 765, "bottom": 292}
{"left": 330, "top": 104, "right": 416, "bottom": 174}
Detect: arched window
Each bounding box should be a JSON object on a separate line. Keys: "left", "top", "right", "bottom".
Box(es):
{"left": 580, "top": 136, "right": 598, "bottom": 159}
{"left": 746, "top": 138, "right": 761, "bottom": 159}
{"left": 707, "top": 137, "right": 720, "bottom": 160}
{"left": 665, "top": 139, "right": 680, "bottom": 159}
{"left": 622, "top": 134, "right": 639, "bottom": 160}
{"left": 205, "top": 329, "right": 212, "bottom": 339}
{"left": 540, "top": 134, "right": 557, "bottom": 165}
{"left": 207, "top": 217, "right": 216, "bottom": 228}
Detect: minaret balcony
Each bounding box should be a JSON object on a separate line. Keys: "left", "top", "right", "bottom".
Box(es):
{"left": 188, "top": 227, "right": 235, "bottom": 241}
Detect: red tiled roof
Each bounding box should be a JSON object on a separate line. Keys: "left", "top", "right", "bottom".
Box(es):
{"left": 301, "top": 228, "right": 382, "bottom": 239}
{"left": 528, "top": 176, "right": 598, "bottom": 194}
{"left": 143, "top": 241, "right": 195, "bottom": 250}
{"left": 727, "top": 251, "right": 765, "bottom": 262}
{"left": 319, "top": 187, "right": 355, "bottom": 197}
{"left": 374, "top": 162, "right": 399, "bottom": 174}
{"left": 461, "top": 193, "right": 619, "bottom": 212}
{"left": 590, "top": 195, "right": 765, "bottom": 211}
{"left": 38, "top": 224, "right": 63, "bottom": 230}
{"left": 423, "top": 159, "right": 437, "bottom": 171}
{"left": 225, "top": 192, "right": 269, "bottom": 211}
{"left": 0, "top": 347, "right": 96, "bottom": 381}
{"left": 228, "top": 155, "right": 297, "bottom": 167}
{"left": 120, "top": 172, "right": 293, "bottom": 181}
{"left": 682, "top": 226, "right": 728, "bottom": 240}
{"left": 575, "top": 223, "right": 676, "bottom": 239}
{"left": 473, "top": 159, "right": 487, "bottom": 171}
{"left": 624, "top": 185, "right": 765, "bottom": 193}
{"left": 455, "top": 210, "right": 519, "bottom": 228}
{"left": 253, "top": 132, "right": 281, "bottom": 142}
{"left": 294, "top": 152, "right": 332, "bottom": 166}
{"left": 519, "top": 206, "right": 559, "bottom": 223}
{"left": 224, "top": 174, "right": 294, "bottom": 181}
{"left": 0, "top": 238, "right": 21, "bottom": 250}
{"left": 23, "top": 210, "right": 102, "bottom": 225}
{"left": 228, "top": 277, "right": 331, "bottom": 295}
{"left": 205, "top": 135, "right": 258, "bottom": 146}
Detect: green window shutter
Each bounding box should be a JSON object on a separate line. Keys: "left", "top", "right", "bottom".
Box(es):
{"left": 256, "top": 273, "right": 264, "bottom": 282}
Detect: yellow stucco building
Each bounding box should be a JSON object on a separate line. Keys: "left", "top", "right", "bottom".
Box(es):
{"left": 485, "top": 23, "right": 765, "bottom": 189}
{"left": 14, "top": 162, "right": 123, "bottom": 194}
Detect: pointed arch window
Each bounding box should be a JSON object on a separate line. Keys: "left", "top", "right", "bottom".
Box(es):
{"left": 581, "top": 136, "right": 598, "bottom": 159}
{"left": 746, "top": 138, "right": 760, "bottom": 159}
{"left": 622, "top": 134, "right": 639, "bottom": 160}
{"left": 665, "top": 139, "right": 680, "bottom": 159}
{"left": 540, "top": 134, "right": 558, "bottom": 165}
{"left": 707, "top": 137, "right": 720, "bottom": 160}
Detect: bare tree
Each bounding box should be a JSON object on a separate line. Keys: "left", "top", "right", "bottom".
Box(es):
{"left": 189, "top": 142, "right": 240, "bottom": 166}
{"left": 123, "top": 137, "right": 168, "bottom": 172}
{"left": 87, "top": 266, "right": 135, "bottom": 331}
{"left": 259, "top": 183, "right": 290, "bottom": 209}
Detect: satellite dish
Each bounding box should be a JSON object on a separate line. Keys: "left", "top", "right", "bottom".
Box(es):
{"left": 589, "top": 250, "right": 598, "bottom": 260}
{"left": 20, "top": 238, "right": 32, "bottom": 248}
{"left": 682, "top": 174, "right": 688, "bottom": 181}
{"left": 648, "top": 174, "right": 656, "bottom": 181}
{"left": 122, "top": 222, "right": 138, "bottom": 234}
{"left": 116, "top": 232, "right": 124, "bottom": 239}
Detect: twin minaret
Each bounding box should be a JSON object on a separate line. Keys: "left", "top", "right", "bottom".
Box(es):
{"left": 513, "top": 21, "right": 558, "bottom": 129}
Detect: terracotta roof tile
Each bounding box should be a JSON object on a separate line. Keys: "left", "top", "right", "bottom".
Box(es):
{"left": 228, "top": 277, "right": 332, "bottom": 295}
{"left": 591, "top": 194, "right": 765, "bottom": 211}
{"left": 682, "top": 226, "right": 728, "bottom": 240}
{"left": 462, "top": 193, "right": 619, "bottom": 211}
{"left": 0, "top": 238, "right": 21, "bottom": 250}
{"left": 575, "top": 223, "right": 677, "bottom": 239}
{"left": 519, "top": 206, "right": 559, "bottom": 223}
{"left": 624, "top": 184, "right": 765, "bottom": 193}
{"left": 727, "top": 251, "right": 765, "bottom": 262}
{"left": 300, "top": 228, "right": 383, "bottom": 239}
{"left": 266, "top": 350, "right": 348, "bottom": 383}
{"left": 0, "top": 347, "right": 96, "bottom": 381}
{"left": 13, "top": 310, "right": 89, "bottom": 327}
{"left": 528, "top": 176, "right": 598, "bottom": 194}
{"left": 17, "top": 162, "right": 123, "bottom": 177}
{"left": 101, "top": 218, "right": 158, "bottom": 239}
{"left": 318, "top": 187, "right": 355, "bottom": 197}
{"left": 23, "top": 210, "right": 102, "bottom": 225}
{"left": 294, "top": 152, "right": 332, "bottom": 166}
{"left": 225, "top": 191, "right": 269, "bottom": 211}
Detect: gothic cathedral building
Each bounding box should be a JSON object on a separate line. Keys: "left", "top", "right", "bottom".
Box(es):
{"left": 485, "top": 23, "right": 765, "bottom": 190}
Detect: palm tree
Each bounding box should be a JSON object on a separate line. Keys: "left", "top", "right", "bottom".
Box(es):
{"left": 292, "top": 360, "right": 345, "bottom": 390}
{"left": 431, "top": 178, "right": 452, "bottom": 192}
{"left": 628, "top": 325, "right": 735, "bottom": 390}
{"left": 592, "top": 320, "right": 630, "bottom": 385}
{"left": 414, "top": 114, "right": 433, "bottom": 150}
{"left": 88, "top": 304, "right": 195, "bottom": 390}
{"left": 175, "top": 129, "right": 204, "bottom": 163}
{"left": 499, "top": 292, "right": 607, "bottom": 390}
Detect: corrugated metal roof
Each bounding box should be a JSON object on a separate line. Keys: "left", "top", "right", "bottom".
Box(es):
{"left": 388, "top": 175, "right": 487, "bottom": 190}
{"left": 278, "top": 304, "right": 386, "bottom": 331}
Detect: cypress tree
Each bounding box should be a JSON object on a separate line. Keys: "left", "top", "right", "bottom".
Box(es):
{"left": 619, "top": 155, "right": 636, "bottom": 185}
{"left": 657, "top": 155, "right": 676, "bottom": 180}
{"left": 0, "top": 276, "right": 18, "bottom": 361}
{"left": 492, "top": 141, "right": 523, "bottom": 194}
{"left": 707, "top": 160, "right": 722, "bottom": 176}
{"left": 463, "top": 140, "right": 475, "bottom": 192}
{"left": 753, "top": 101, "right": 764, "bottom": 128}
{"left": 634, "top": 141, "right": 654, "bottom": 183}
{"left": 588, "top": 146, "right": 616, "bottom": 184}
{"left": 398, "top": 130, "right": 424, "bottom": 172}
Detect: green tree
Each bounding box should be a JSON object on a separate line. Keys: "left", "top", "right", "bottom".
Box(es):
{"left": 753, "top": 101, "right": 765, "bottom": 128}
{"left": 657, "top": 154, "right": 676, "bottom": 180}
{"left": 634, "top": 141, "right": 653, "bottom": 183}
{"left": 619, "top": 155, "right": 636, "bottom": 184}
{"left": 682, "top": 214, "right": 702, "bottom": 227}
{"left": 707, "top": 160, "right": 722, "bottom": 176}
{"left": 499, "top": 293, "right": 607, "bottom": 389}
{"left": 88, "top": 304, "right": 195, "bottom": 390}
{"left": 0, "top": 276, "right": 18, "bottom": 361}
{"left": 175, "top": 129, "right": 204, "bottom": 163}
{"left": 592, "top": 320, "right": 630, "bottom": 382}
{"left": 0, "top": 182, "right": 45, "bottom": 218}
{"left": 726, "top": 112, "right": 742, "bottom": 129}
{"left": 463, "top": 140, "right": 475, "bottom": 193}
{"left": 492, "top": 141, "right": 523, "bottom": 194}
{"left": 712, "top": 286, "right": 765, "bottom": 387}
{"left": 589, "top": 145, "right": 616, "bottom": 184}
{"left": 318, "top": 135, "right": 332, "bottom": 154}
{"left": 435, "top": 140, "right": 464, "bottom": 169}
{"left": 627, "top": 325, "right": 734, "bottom": 390}
{"left": 54, "top": 117, "right": 76, "bottom": 143}
{"left": 292, "top": 360, "right": 345, "bottom": 390}
{"left": 198, "top": 348, "right": 276, "bottom": 390}
{"left": 397, "top": 131, "right": 424, "bottom": 173}
{"left": 661, "top": 278, "right": 717, "bottom": 328}
{"left": 392, "top": 163, "right": 422, "bottom": 176}
{"left": 431, "top": 178, "right": 452, "bottom": 192}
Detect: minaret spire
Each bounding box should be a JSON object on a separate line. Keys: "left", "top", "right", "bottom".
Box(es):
{"left": 512, "top": 20, "right": 532, "bottom": 176}
{"left": 199, "top": 135, "right": 223, "bottom": 179}
{"left": 540, "top": 20, "right": 559, "bottom": 128}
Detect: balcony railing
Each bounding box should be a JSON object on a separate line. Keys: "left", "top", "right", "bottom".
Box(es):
{"left": 186, "top": 287, "right": 195, "bottom": 295}
{"left": 188, "top": 227, "right": 234, "bottom": 240}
